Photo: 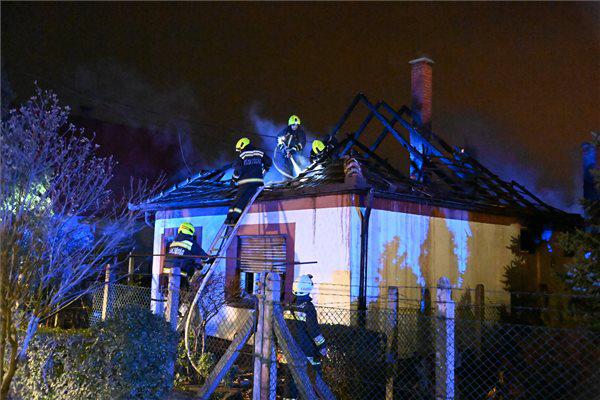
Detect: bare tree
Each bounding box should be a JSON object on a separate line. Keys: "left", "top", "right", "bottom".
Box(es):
{"left": 182, "top": 271, "right": 235, "bottom": 378}
{"left": 196, "top": 272, "right": 228, "bottom": 354}
{"left": 0, "top": 87, "right": 161, "bottom": 399}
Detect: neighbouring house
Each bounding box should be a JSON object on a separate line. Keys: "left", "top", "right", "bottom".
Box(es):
{"left": 131, "top": 58, "right": 577, "bottom": 323}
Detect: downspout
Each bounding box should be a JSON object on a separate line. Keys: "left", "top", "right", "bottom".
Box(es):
{"left": 358, "top": 189, "right": 374, "bottom": 326}
{"left": 144, "top": 211, "right": 155, "bottom": 229}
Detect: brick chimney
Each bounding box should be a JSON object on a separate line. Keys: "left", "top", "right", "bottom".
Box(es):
{"left": 409, "top": 57, "right": 434, "bottom": 132}
{"left": 582, "top": 141, "right": 599, "bottom": 201}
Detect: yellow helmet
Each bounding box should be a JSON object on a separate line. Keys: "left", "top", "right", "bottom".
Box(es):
{"left": 178, "top": 222, "right": 195, "bottom": 236}
{"left": 288, "top": 115, "right": 301, "bottom": 126}
{"left": 236, "top": 137, "right": 251, "bottom": 152}
{"left": 312, "top": 139, "right": 325, "bottom": 154}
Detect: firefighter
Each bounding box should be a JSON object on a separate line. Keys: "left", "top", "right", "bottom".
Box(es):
{"left": 225, "top": 138, "right": 272, "bottom": 226}
{"left": 309, "top": 134, "right": 338, "bottom": 164}
{"left": 280, "top": 274, "right": 327, "bottom": 400}
{"left": 274, "top": 115, "right": 307, "bottom": 179}
{"left": 163, "top": 222, "right": 210, "bottom": 290}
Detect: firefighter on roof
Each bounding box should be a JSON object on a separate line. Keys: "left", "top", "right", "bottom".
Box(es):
{"left": 225, "top": 138, "right": 272, "bottom": 226}
{"left": 310, "top": 134, "right": 338, "bottom": 164}
{"left": 280, "top": 274, "right": 327, "bottom": 400}
{"left": 274, "top": 115, "right": 307, "bottom": 179}
{"left": 163, "top": 222, "right": 211, "bottom": 290}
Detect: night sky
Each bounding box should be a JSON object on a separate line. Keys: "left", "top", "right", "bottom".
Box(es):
{"left": 2, "top": 2, "right": 598, "bottom": 212}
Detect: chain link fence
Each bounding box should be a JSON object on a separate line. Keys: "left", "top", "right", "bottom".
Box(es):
{"left": 88, "top": 283, "right": 152, "bottom": 324}
{"left": 84, "top": 283, "right": 600, "bottom": 399}
{"left": 391, "top": 310, "right": 600, "bottom": 400}
{"left": 188, "top": 303, "right": 600, "bottom": 399}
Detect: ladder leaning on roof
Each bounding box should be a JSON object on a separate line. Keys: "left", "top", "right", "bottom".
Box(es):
{"left": 178, "top": 186, "right": 264, "bottom": 372}
{"left": 177, "top": 186, "right": 264, "bottom": 331}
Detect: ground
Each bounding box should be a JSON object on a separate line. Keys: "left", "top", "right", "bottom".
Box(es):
{"left": 167, "top": 386, "right": 250, "bottom": 400}
{"left": 167, "top": 389, "right": 197, "bottom": 399}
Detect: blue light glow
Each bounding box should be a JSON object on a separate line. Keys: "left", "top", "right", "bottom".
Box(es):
{"left": 541, "top": 228, "right": 553, "bottom": 253}
{"left": 409, "top": 130, "right": 425, "bottom": 178}
{"left": 445, "top": 219, "right": 472, "bottom": 287}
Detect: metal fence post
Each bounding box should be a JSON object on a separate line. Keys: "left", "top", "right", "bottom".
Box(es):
{"left": 474, "top": 284, "right": 485, "bottom": 357}
{"left": 101, "top": 263, "right": 115, "bottom": 321}
{"left": 416, "top": 285, "right": 432, "bottom": 395}
{"left": 386, "top": 287, "right": 399, "bottom": 400}
{"left": 253, "top": 273, "right": 279, "bottom": 400}
{"left": 435, "top": 277, "right": 455, "bottom": 400}
{"left": 253, "top": 273, "right": 265, "bottom": 400}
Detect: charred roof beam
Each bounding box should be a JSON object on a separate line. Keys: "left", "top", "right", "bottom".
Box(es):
{"left": 369, "top": 105, "right": 412, "bottom": 155}
{"left": 337, "top": 94, "right": 471, "bottom": 193}
{"left": 379, "top": 100, "right": 535, "bottom": 210}
{"left": 333, "top": 94, "right": 424, "bottom": 163}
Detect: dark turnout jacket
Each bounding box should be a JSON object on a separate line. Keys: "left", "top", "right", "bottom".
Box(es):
{"left": 277, "top": 126, "right": 307, "bottom": 154}
{"left": 232, "top": 145, "right": 272, "bottom": 185}
{"left": 164, "top": 232, "right": 207, "bottom": 278}
{"left": 283, "top": 295, "right": 326, "bottom": 359}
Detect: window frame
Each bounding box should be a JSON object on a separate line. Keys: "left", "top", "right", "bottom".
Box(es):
{"left": 225, "top": 223, "right": 296, "bottom": 304}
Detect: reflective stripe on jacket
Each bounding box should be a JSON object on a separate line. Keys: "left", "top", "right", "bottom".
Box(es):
{"left": 283, "top": 295, "right": 326, "bottom": 358}
{"left": 164, "top": 232, "right": 207, "bottom": 277}
{"left": 232, "top": 145, "right": 272, "bottom": 183}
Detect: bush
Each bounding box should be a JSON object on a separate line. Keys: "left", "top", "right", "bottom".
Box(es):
{"left": 11, "top": 306, "right": 178, "bottom": 400}
{"left": 174, "top": 339, "right": 215, "bottom": 387}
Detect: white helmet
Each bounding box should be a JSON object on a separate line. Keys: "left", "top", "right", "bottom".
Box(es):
{"left": 292, "top": 274, "right": 314, "bottom": 296}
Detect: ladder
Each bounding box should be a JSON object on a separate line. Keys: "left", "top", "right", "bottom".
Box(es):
{"left": 178, "top": 186, "right": 264, "bottom": 333}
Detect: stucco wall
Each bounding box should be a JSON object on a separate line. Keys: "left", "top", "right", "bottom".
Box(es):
{"left": 151, "top": 194, "right": 521, "bottom": 314}
{"left": 365, "top": 208, "right": 520, "bottom": 309}
{"left": 151, "top": 195, "right": 358, "bottom": 312}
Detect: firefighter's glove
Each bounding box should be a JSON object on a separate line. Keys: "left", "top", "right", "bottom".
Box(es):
{"left": 319, "top": 347, "right": 328, "bottom": 357}
{"left": 229, "top": 180, "right": 236, "bottom": 188}
{"left": 277, "top": 137, "right": 287, "bottom": 151}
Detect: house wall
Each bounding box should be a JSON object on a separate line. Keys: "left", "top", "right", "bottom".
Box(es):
{"left": 151, "top": 194, "right": 521, "bottom": 316}
{"left": 151, "top": 194, "right": 358, "bottom": 315}
{"left": 364, "top": 203, "right": 521, "bottom": 310}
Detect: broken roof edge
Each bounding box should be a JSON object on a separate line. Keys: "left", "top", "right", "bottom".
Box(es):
{"left": 134, "top": 182, "right": 580, "bottom": 228}
{"left": 128, "top": 163, "right": 232, "bottom": 211}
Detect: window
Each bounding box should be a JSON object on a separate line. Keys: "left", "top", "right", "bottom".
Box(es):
{"left": 225, "top": 223, "right": 296, "bottom": 304}
{"left": 237, "top": 235, "right": 287, "bottom": 296}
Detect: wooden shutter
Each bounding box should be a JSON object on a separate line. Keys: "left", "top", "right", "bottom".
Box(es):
{"left": 238, "top": 235, "right": 286, "bottom": 273}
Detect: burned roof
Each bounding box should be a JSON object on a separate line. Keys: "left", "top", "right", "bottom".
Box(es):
{"left": 131, "top": 93, "right": 575, "bottom": 224}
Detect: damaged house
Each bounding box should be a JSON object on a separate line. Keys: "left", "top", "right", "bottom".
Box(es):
{"left": 132, "top": 58, "right": 576, "bottom": 316}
